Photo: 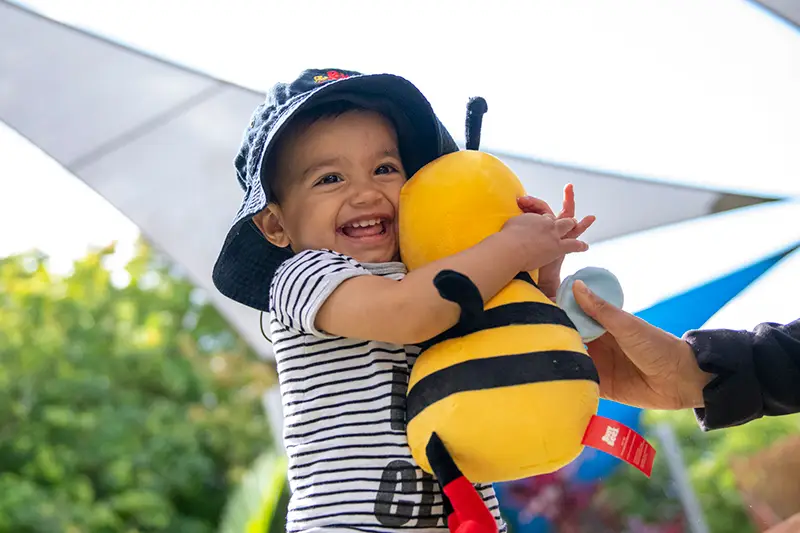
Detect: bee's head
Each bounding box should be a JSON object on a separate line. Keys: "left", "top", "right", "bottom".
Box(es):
{"left": 399, "top": 97, "right": 526, "bottom": 269}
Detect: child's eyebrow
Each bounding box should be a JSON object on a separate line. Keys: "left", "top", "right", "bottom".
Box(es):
{"left": 377, "top": 147, "right": 401, "bottom": 159}
{"left": 301, "top": 157, "right": 344, "bottom": 179}
{"left": 301, "top": 148, "right": 401, "bottom": 179}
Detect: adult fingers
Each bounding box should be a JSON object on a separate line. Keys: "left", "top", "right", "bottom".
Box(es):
{"left": 572, "top": 280, "right": 650, "bottom": 344}
{"left": 572, "top": 278, "right": 680, "bottom": 372}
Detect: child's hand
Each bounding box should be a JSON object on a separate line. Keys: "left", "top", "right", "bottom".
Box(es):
{"left": 500, "top": 211, "right": 588, "bottom": 273}
{"left": 517, "top": 184, "right": 595, "bottom": 300}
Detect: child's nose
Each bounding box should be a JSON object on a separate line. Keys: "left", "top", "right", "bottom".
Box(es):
{"left": 350, "top": 184, "right": 383, "bottom": 205}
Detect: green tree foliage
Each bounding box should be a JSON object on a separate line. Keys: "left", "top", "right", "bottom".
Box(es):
{"left": 599, "top": 409, "right": 800, "bottom": 533}
{"left": 0, "top": 242, "right": 276, "bottom": 533}
{"left": 218, "top": 452, "right": 290, "bottom": 533}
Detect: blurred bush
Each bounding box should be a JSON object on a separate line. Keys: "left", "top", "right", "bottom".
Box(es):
{"left": 0, "top": 241, "right": 276, "bottom": 533}
{"left": 599, "top": 409, "right": 800, "bottom": 533}
{"left": 218, "top": 452, "right": 289, "bottom": 533}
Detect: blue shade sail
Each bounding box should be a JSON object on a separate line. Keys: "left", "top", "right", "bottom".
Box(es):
{"left": 636, "top": 253, "right": 786, "bottom": 338}
{"left": 702, "top": 246, "right": 800, "bottom": 331}
{"left": 562, "top": 200, "right": 800, "bottom": 315}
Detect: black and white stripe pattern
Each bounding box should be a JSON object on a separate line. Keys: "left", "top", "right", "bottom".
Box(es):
{"left": 270, "top": 250, "right": 506, "bottom": 533}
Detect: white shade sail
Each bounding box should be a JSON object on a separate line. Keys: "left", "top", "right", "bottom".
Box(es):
{"left": 2, "top": 0, "right": 766, "bottom": 359}
{"left": 753, "top": 0, "right": 800, "bottom": 30}
{"left": 562, "top": 200, "right": 800, "bottom": 314}
{"left": 8, "top": 0, "right": 800, "bottom": 199}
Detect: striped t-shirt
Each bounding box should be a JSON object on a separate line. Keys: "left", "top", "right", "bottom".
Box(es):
{"left": 269, "top": 249, "right": 506, "bottom": 533}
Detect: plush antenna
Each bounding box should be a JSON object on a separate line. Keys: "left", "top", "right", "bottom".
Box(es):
{"left": 465, "top": 97, "right": 488, "bottom": 151}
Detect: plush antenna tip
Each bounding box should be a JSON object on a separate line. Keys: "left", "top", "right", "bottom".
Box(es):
{"left": 465, "top": 97, "right": 488, "bottom": 151}
{"left": 467, "top": 96, "right": 488, "bottom": 116}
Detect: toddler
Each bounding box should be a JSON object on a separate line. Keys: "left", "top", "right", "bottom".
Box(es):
{"left": 213, "top": 68, "right": 593, "bottom": 533}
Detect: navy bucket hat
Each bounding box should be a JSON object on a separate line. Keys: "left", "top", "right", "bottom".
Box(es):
{"left": 212, "top": 68, "right": 459, "bottom": 312}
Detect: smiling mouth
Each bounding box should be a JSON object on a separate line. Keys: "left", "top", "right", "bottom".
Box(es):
{"left": 339, "top": 218, "right": 389, "bottom": 238}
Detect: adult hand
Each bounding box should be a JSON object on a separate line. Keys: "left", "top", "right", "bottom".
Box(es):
{"left": 572, "top": 280, "right": 713, "bottom": 410}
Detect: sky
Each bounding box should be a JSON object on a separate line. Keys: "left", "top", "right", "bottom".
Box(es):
{"left": 1, "top": 0, "right": 799, "bottom": 283}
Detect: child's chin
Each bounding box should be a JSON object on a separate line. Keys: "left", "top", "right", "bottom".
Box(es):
{"left": 349, "top": 247, "right": 398, "bottom": 264}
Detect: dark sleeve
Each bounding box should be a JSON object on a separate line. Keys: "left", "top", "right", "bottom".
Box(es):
{"left": 684, "top": 319, "right": 800, "bottom": 431}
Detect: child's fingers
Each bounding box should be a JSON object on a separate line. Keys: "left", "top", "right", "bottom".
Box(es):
{"left": 518, "top": 196, "right": 555, "bottom": 216}
{"left": 565, "top": 215, "right": 596, "bottom": 238}
{"left": 558, "top": 184, "right": 576, "bottom": 219}
{"left": 560, "top": 239, "right": 589, "bottom": 254}
{"left": 554, "top": 217, "right": 578, "bottom": 237}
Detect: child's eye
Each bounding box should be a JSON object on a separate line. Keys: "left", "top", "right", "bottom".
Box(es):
{"left": 316, "top": 174, "right": 342, "bottom": 186}
{"left": 375, "top": 164, "right": 398, "bottom": 175}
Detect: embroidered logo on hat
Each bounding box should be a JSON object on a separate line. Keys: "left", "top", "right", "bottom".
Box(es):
{"left": 313, "top": 70, "right": 350, "bottom": 84}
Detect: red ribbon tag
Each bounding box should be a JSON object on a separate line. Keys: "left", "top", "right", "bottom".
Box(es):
{"left": 581, "top": 415, "right": 656, "bottom": 477}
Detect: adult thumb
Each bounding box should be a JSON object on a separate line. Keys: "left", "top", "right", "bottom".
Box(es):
{"left": 572, "top": 280, "right": 682, "bottom": 379}
{"left": 572, "top": 280, "right": 632, "bottom": 338}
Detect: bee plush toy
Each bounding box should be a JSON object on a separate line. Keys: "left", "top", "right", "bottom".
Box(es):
{"left": 398, "top": 98, "right": 626, "bottom": 533}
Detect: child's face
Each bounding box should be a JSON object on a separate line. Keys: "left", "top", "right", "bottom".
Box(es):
{"left": 254, "top": 110, "right": 407, "bottom": 263}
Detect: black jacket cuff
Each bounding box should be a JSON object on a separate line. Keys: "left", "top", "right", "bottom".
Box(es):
{"left": 685, "top": 328, "right": 762, "bottom": 431}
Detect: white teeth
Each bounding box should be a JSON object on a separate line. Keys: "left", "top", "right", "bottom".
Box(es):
{"left": 348, "top": 218, "right": 381, "bottom": 228}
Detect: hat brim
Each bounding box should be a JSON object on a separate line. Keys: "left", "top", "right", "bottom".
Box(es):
{"left": 212, "top": 73, "right": 458, "bottom": 312}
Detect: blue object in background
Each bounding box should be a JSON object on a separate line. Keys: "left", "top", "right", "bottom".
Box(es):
{"left": 635, "top": 253, "right": 786, "bottom": 337}
{"left": 497, "top": 251, "right": 787, "bottom": 531}
{"left": 494, "top": 482, "right": 553, "bottom": 533}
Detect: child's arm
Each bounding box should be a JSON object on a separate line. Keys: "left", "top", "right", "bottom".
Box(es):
{"left": 314, "top": 213, "right": 587, "bottom": 344}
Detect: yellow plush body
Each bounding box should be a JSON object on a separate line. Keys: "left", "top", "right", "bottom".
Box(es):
{"left": 399, "top": 150, "right": 600, "bottom": 484}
